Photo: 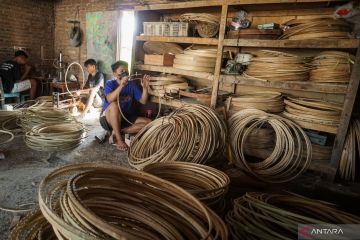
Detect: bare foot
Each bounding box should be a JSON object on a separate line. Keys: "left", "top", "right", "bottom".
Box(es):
{"left": 116, "top": 140, "right": 128, "bottom": 152}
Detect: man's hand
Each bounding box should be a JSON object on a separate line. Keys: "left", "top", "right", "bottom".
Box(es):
{"left": 119, "top": 76, "right": 128, "bottom": 88}
{"left": 141, "top": 74, "right": 150, "bottom": 89}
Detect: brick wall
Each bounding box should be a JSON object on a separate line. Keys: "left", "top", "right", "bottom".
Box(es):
{"left": 0, "top": 0, "right": 55, "bottom": 65}
{"left": 54, "top": 0, "right": 135, "bottom": 68}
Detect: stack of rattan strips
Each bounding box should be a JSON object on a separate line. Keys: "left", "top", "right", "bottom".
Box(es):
{"left": 179, "top": 13, "right": 220, "bottom": 38}
{"left": 243, "top": 128, "right": 275, "bottom": 160}
{"left": 227, "top": 92, "right": 284, "bottom": 116}
{"left": 226, "top": 192, "right": 360, "bottom": 240}
{"left": 309, "top": 51, "right": 355, "bottom": 83}
{"left": 228, "top": 109, "right": 312, "bottom": 183}
{"left": 339, "top": 119, "right": 360, "bottom": 181}
{"left": 280, "top": 18, "right": 351, "bottom": 40}
{"left": 283, "top": 97, "right": 342, "bottom": 127}
{"left": 25, "top": 122, "right": 85, "bottom": 152}
{"left": 128, "top": 104, "right": 227, "bottom": 170}
{"left": 244, "top": 50, "right": 311, "bottom": 82}
{"left": 34, "top": 163, "right": 228, "bottom": 239}
{"left": 143, "top": 41, "right": 184, "bottom": 55}
{"left": 143, "top": 162, "right": 230, "bottom": 208}
{"left": 149, "top": 74, "right": 188, "bottom": 97}
{"left": 173, "top": 47, "right": 217, "bottom": 73}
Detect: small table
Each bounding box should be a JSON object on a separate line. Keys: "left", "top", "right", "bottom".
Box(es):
{"left": 50, "top": 82, "right": 80, "bottom": 94}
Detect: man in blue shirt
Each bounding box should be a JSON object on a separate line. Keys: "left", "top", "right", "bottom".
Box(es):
{"left": 99, "top": 60, "right": 151, "bottom": 151}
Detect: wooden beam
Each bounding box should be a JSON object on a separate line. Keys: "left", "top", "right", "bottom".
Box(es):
{"left": 136, "top": 36, "right": 219, "bottom": 45}
{"left": 330, "top": 44, "right": 360, "bottom": 179}
{"left": 223, "top": 39, "right": 360, "bottom": 49}
{"left": 135, "top": 64, "right": 214, "bottom": 81}
{"left": 135, "top": 0, "right": 222, "bottom": 11}
{"left": 210, "top": 4, "right": 228, "bottom": 108}
{"left": 221, "top": 75, "right": 348, "bottom": 94}
{"left": 227, "top": 0, "right": 343, "bottom": 4}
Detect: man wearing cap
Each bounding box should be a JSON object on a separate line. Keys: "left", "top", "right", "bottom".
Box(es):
{"left": 0, "top": 50, "right": 37, "bottom": 99}
{"left": 99, "top": 60, "right": 151, "bottom": 151}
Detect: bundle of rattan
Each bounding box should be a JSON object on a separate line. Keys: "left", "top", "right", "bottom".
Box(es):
{"left": 228, "top": 109, "right": 312, "bottom": 183}
{"left": 244, "top": 50, "right": 311, "bottom": 81}
{"left": 24, "top": 123, "right": 85, "bottom": 152}
{"left": 179, "top": 13, "right": 220, "bottom": 38}
{"left": 29, "top": 163, "right": 228, "bottom": 240}
{"left": 339, "top": 119, "right": 360, "bottom": 181}
{"left": 18, "top": 106, "right": 74, "bottom": 131}
{"left": 173, "top": 48, "right": 217, "bottom": 73}
{"left": 227, "top": 92, "right": 284, "bottom": 116}
{"left": 129, "top": 104, "right": 227, "bottom": 170}
{"left": 309, "top": 51, "right": 355, "bottom": 83}
{"left": 143, "top": 162, "right": 230, "bottom": 209}
{"left": 148, "top": 74, "right": 188, "bottom": 97}
{"left": 0, "top": 110, "right": 21, "bottom": 133}
{"left": 283, "top": 97, "right": 342, "bottom": 127}
{"left": 243, "top": 128, "right": 275, "bottom": 159}
{"left": 226, "top": 192, "right": 360, "bottom": 240}
{"left": 280, "top": 18, "right": 351, "bottom": 40}
{"left": 143, "top": 41, "right": 183, "bottom": 54}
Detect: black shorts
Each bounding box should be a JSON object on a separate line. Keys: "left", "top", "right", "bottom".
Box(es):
{"left": 99, "top": 113, "right": 138, "bottom": 132}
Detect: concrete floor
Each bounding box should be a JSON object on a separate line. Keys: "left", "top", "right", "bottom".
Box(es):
{"left": 0, "top": 116, "right": 129, "bottom": 238}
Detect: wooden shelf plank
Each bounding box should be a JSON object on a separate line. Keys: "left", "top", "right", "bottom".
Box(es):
{"left": 228, "top": 0, "right": 344, "bottom": 5}
{"left": 221, "top": 75, "right": 348, "bottom": 94}
{"left": 223, "top": 39, "right": 360, "bottom": 49}
{"left": 136, "top": 35, "right": 218, "bottom": 45}
{"left": 135, "top": 0, "right": 222, "bottom": 11}
{"left": 150, "top": 96, "right": 201, "bottom": 108}
{"left": 287, "top": 119, "right": 338, "bottom": 134}
{"left": 135, "top": 64, "right": 215, "bottom": 81}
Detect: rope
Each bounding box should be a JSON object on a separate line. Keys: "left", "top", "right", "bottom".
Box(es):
{"left": 128, "top": 104, "right": 227, "bottom": 169}
{"left": 16, "top": 163, "right": 228, "bottom": 239}
{"left": 64, "top": 62, "right": 85, "bottom": 95}
{"left": 226, "top": 192, "right": 360, "bottom": 240}
{"left": 228, "top": 109, "right": 312, "bottom": 183}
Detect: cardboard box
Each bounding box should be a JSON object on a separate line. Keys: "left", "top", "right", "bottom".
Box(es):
{"left": 144, "top": 54, "right": 175, "bottom": 66}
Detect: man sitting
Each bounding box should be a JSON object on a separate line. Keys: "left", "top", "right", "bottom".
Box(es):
{"left": 0, "top": 50, "right": 37, "bottom": 99}
{"left": 99, "top": 60, "right": 151, "bottom": 151}
{"left": 80, "top": 59, "right": 105, "bottom": 116}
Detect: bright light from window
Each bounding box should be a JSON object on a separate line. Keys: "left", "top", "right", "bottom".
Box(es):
{"left": 118, "top": 10, "right": 135, "bottom": 69}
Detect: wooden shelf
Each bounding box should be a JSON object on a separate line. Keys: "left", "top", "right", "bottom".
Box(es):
{"left": 135, "top": 0, "right": 221, "bottom": 11}
{"left": 228, "top": 0, "right": 344, "bottom": 5}
{"left": 223, "top": 39, "right": 360, "bottom": 49}
{"left": 135, "top": 64, "right": 215, "bottom": 81}
{"left": 288, "top": 119, "right": 338, "bottom": 134}
{"left": 221, "top": 75, "right": 348, "bottom": 94}
{"left": 151, "top": 96, "right": 201, "bottom": 108}
{"left": 136, "top": 35, "right": 218, "bottom": 45}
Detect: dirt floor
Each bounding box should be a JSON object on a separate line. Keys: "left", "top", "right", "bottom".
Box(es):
{"left": 0, "top": 115, "right": 129, "bottom": 239}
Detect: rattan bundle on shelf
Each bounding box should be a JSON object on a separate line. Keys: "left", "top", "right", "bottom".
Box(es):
{"left": 179, "top": 13, "right": 220, "bottom": 38}
{"left": 128, "top": 104, "right": 227, "bottom": 170}
{"left": 226, "top": 92, "right": 284, "bottom": 115}
{"left": 226, "top": 192, "right": 360, "bottom": 240}
{"left": 173, "top": 48, "right": 217, "bottom": 73}
{"left": 228, "top": 109, "right": 312, "bottom": 183}
{"left": 143, "top": 162, "right": 230, "bottom": 209}
{"left": 339, "top": 118, "right": 360, "bottom": 181}
{"left": 283, "top": 97, "right": 342, "bottom": 127}
{"left": 25, "top": 122, "right": 85, "bottom": 152}
{"left": 148, "top": 74, "right": 188, "bottom": 97}
{"left": 26, "top": 163, "right": 228, "bottom": 240}
{"left": 143, "top": 41, "right": 184, "bottom": 54}
{"left": 309, "top": 51, "right": 355, "bottom": 83}
{"left": 280, "top": 18, "right": 351, "bottom": 40}
{"left": 244, "top": 50, "right": 311, "bottom": 82}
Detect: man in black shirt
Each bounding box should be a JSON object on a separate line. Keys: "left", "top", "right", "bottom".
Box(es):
{"left": 80, "top": 59, "right": 105, "bottom": 116}
{"left": 0, "top": 50, "right": 37, "bottom": 99}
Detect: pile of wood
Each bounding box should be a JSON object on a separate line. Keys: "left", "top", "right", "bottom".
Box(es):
{"left": 280, "top": 18, "right": 351, "bottom": 40}
{"left": 283, "top": 97, "right": 342, "bottom": 128}
{"left": 148, "top": 74, "right": 188, "bottom": 97}
{"left": 226, "top": 92, "right": 284, "bottom": 115}
{"left": 173, "top": 48, "right": 217, "bottom": 73}
{"left": 244, "top": 50, "right": 310, "bottom": 81}
{"left": 309, "top": 51, "right": 355, "bottom": 83}
{"left": 339, "top": 118, "right": 360, "bottom": 181}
